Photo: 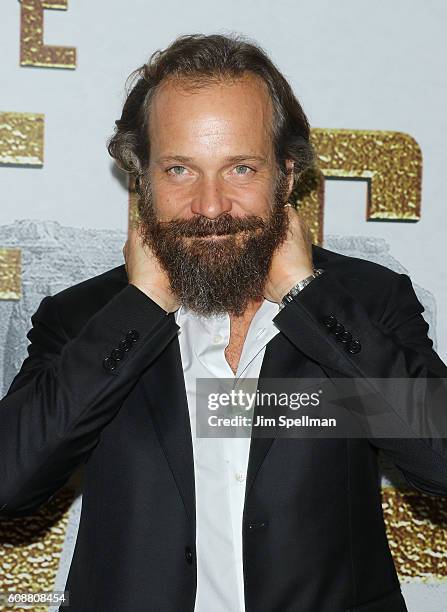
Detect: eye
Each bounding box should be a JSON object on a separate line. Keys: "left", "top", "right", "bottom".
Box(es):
{"left": 167, "top": 165, "right": 188, "bottom": 176}
{"left": 233, "top": 165, "right": 254, "bottom": 176}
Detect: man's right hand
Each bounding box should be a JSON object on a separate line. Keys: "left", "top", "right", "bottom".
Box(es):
{"left": 123, "top": 224, "right": 180, "bottom": 313}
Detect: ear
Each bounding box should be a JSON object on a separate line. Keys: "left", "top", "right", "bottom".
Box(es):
{"left": 284, "top": 159, "right": 295, "bottom": 199}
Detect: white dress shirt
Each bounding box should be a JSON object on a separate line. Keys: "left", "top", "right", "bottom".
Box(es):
{"left": 175, "top": 299, "right": 280, "bottom": 612}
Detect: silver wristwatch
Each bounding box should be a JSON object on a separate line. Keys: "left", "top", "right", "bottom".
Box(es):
{"left": 280, "top": 268, "right": 325, "bottom": 309}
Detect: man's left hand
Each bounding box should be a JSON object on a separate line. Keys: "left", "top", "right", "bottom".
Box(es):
{"left": 264, "top": 205, "right": 314, "bottom": 304}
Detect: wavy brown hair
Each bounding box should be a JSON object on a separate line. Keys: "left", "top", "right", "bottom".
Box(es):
{"left": 107, "top": 33, "right": 315, "bottom": 201}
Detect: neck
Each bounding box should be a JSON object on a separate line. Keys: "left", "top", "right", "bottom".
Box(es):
{"left": 225, "top": 296, "right": 264, "bottom": 375}
{"left": 229, "top": 296, "right": 264, "bottom": 326}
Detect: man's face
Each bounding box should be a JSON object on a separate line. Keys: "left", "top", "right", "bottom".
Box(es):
{"left": 139, "top": 73, "right": 291, "bottom": 316}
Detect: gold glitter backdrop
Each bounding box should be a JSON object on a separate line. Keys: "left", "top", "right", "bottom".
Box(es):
{"left": 0, "top": 249, "right": 21, "bottom": 300}
{"left": 382, "top": 487, "right": 447, "bottom": 581}
{"left": 0, "top": 112, "right": 44, "bottom": 167}
{"left": 291, "top": 128, "right": 422, "bottom": 244}
{"left": 20, "top": 0, "right": 76, "bottom": 69}
{"left": 0, "top": 489, "right": 75, "bottom": 612}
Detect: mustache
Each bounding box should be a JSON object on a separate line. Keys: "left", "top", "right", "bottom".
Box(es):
{"left": 154, "top": 212, "right": 266, "bottom": 237}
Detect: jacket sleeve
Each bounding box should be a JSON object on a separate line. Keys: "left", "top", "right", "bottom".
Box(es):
{"left": 273, "top": 269, "right": 447, "bottom": 497}
{"left": 0, "top": 283, "right": 180, "bottom": 517}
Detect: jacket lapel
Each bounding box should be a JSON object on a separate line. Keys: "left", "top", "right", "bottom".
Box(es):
{"left": 244, "top": 244, "right": 328, "bottom": 502}
{"left": 140, "top": 327, "right": 196, "bottom": 527}
{"left": 244, "top": 333, "right": 304, "bottom": 502}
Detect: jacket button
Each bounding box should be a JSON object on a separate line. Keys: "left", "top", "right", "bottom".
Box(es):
{"left": 185, "top": 546, "right": 193, "bottom": 565}
{"left": 119, "top": 338, "right": 132, "bottom": 352}
{"left": 322, "top": 314, "right": 337, "bottom": 329}
{"left": 110, "top": 347, "right": 125, "bottom": 361}
{"left": 339, "top": 330, "right": 352, "bottom": 343}
{"left": 126, "top": 329, "right": 139, "bottom": 342}
{"left": 332, "top": 323, "right": 345, "bottom": 337}
{"left": 102, "top": 356, "right": 117, "bottom": 372}
{"left": 247, "top": 520, "right": 268, "bottom": 533}
{"left": 347, "top": 339, "right": 361, "bottom": 354}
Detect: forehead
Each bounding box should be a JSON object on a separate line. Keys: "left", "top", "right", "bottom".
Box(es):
{"left": 148, "top": 73, "right": 274, "bottom": 157}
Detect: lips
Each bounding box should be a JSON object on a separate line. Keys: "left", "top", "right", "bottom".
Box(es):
{"left": 188, "top": 227, "right": 259, "bottom": 239}
{"left": 197, "top": 233, "right": 230, "bottom": 239}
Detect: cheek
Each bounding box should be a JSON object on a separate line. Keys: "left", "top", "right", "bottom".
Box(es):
{"left": 150, "top": 182, "right": 192, "bottom": 218}
{"left": 231, "top": 184, "right": 274, "bottom": 216}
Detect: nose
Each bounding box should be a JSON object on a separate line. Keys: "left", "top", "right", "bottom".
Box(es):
{"left": 190, "top": 176, "right": 232, "bottom": 219}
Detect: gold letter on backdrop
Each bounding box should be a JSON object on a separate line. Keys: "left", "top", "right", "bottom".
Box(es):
{"left": 0, "top": 250, "right": 21, "bottom": 300}
{"left": 0, "top": 111, "right": 44, "bottom": 299}
{"left": 20, "top": 0, "right": 76, "bottom": 69}
{"left": 382, "top": 487, "right": 447, "bottom": 581}
{"left": 291, "top": 129, "right": 422, "bottom": 244}
{"left": 0, "top": 112, "right": 44, "bottom": 166}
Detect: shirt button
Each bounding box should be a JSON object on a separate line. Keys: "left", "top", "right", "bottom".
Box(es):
{"left": 213, "top": 334, "right": 224, "bottom": 344}
{"left": 184, "top": 546, "right": 194, "bottom": 565}
{"left": 235, "top": 472, "right": 246, "bottom": 483}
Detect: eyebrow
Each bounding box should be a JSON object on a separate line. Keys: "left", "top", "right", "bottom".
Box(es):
{"left": 156, "top": 154, "right": 269, "bottom": 165}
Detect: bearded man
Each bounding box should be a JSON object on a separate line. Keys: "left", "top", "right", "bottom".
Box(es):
{"left": 1, "top": 34, "right": 447, "bottom": 612}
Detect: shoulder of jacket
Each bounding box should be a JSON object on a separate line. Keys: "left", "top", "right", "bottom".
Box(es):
{"left": 312, "top": 243, "right": 401, "bottom": 285}
{"left": 48, "top": 264, "right": 128, "bottom": 337}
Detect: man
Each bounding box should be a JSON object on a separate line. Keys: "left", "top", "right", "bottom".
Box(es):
{"left": 1, "top": 33, "right": 447, "bottom": 612}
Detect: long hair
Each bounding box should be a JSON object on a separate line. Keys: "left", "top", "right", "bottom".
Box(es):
{"left": 107, "top": 33, "right": 315, "bottom": 198}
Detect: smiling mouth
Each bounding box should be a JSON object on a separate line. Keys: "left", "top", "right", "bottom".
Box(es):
{"left": 184, "top": 233, "right": 232, "bottom": 241}
{"left": 199, "top": 233, "right": 230, "bottom": 239}
{"left": 188, "top": 228, "right": 259, "bottom": 240}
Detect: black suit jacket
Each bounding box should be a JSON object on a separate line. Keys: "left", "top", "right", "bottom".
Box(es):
{"left": 1, "top": 244, "right": 447, "bottom": 612}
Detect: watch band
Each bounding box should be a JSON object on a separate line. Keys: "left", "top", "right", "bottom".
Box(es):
{"left": 280, "top": 268, "right": 325, "bottom": 309}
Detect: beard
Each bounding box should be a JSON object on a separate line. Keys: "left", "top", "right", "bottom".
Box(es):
{"left": 137, "top": 174, "right": 290, "bottom": 317}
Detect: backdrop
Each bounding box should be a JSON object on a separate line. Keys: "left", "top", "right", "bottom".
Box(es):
{"left": 1, "top": 1, "right": 446, "bottom": 610}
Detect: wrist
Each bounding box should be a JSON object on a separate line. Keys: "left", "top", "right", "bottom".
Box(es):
{"left": 278, "top": 268, "right": 324, "bottom": 306}
{"left": 130, "top": 282, "right": 179, "bottom": 313}
{"left": 272, "top": 268, "right": 314, "bottom": 304}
